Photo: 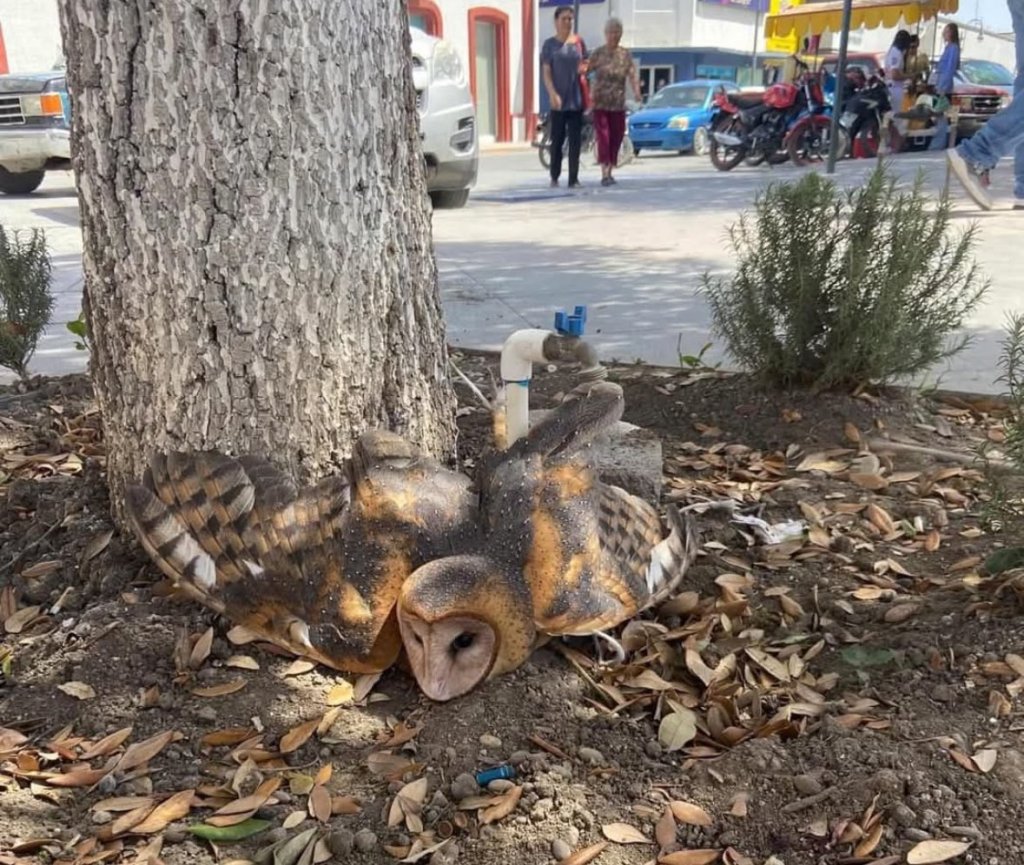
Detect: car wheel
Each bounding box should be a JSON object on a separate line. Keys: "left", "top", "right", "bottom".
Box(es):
{"left": 0, "top": 167, "right": 45, "bottom": 195}
{"left": 430, "top": 189, "right": 470, "bottom": 209}
{"left": 692, "top": 126, "right": 710, "bottom": 156}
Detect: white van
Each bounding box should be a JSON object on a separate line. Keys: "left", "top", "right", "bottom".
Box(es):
{"left": 409, "top": 26, "right": 478, "bottom": 209}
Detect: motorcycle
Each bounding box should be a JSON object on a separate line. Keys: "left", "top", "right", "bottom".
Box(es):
{"left": 709, "top": 65, "right": 846, "bottom": 171}
{"left": 837, "top": 76, "right": 892, "bottom": 159}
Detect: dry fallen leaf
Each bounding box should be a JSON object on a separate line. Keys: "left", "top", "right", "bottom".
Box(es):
{"left": 189, "top": 628, "right": 214, "bottom": 670}
{"left": 57, "top": 681, "right": 96, "bottom": 700}
{"left": 883, "top": 603, "right": 920, "bottom": 624}
{"left": 557, "top": 841, "right": 608, "bottom": 865}
{"left": 80, "top": 727, "right": 132, "bottom": 760}
{"left": 331, "top": 795, "right": 361, "bottom": 815}
{"left": 308, "top": 785, "right": 332, "bottom": 824}
{"left": 82, "top": 530, "right": 114, "bottom": 563}
{"left": 658, "top": 850, "right": 721, "bottom": 865}
{"left": 728, "top": 793, "right": 748, "bottom": 818}
{"left": 116, "top": 730, "right": 177, "bottom": 773}
{"left": 479, "top": 785, "right": 522, "bottom": 825}
{"left": 279, "top": 719, "right": 319, "bottom": 754}
{"left": 282, "top": 811, "right": 307, "bottom": 830}
{"left": 656, "top": 807, "right": 677, "bottom": 849}
{"left": 669, "top": 801, "right": 714, "bottom": 827}
{"left": 192, "top": 679, "right": 247, "bottom": 698}
{"left": 659, "top": 711, "right": 698, "bottom": 752}
{"left": 226, "top": 655, "right": 260, "bottom": 670}
{"left": 282, "top": 659, "right": 316, "bottom": 677}
{"left": 131, "top": 789, "right": 195, "bottom": 834}
{"left": 5, "top": 606, "right": 42, "bottom": 634}
{"left": 850, "top": 473, "right": 889, "bottom": 491}
{"left": 865, "top": 503, "right": 897, "bottom": 535}
{"left": 853, "top": 821, "right": 883, "bottom": 857}
{"left": 972, "top": 749, "right": 997, "bottom": 773}
{"left": 601, "top": 823, "right": 650, "bottom": 844}
{"left": 905, "top": 839, "right": 972, "bottom": 863}
{"left": 207, "top": 778, "right": 281, "bottom": 827}
{"left": 948, "top": 749, "right": 977, "bottom": 773}
{"left": 226, "top": 625, "right": 258, "bottom": 645}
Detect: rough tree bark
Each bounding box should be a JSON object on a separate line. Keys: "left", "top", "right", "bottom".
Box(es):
{"left": 56, "top": 0, "right": 456, "bottom": 525}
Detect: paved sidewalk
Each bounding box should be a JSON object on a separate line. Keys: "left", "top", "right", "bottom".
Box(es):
{"left": 434, "top": 150, "right": 1022, "bottom": 395}
{"left": 0, "top": 149, "right": 1019, "bottom": 393}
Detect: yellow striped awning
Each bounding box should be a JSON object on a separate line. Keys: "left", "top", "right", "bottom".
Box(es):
{"left": 764, "top": 0, "right": 959, "bottom": 38}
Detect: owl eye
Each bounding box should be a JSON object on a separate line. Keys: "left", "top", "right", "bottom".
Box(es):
{"left": 450, "top": 632, "right": 475, "bottom": 652}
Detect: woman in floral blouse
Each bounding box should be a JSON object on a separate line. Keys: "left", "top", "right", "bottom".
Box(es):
{"left": 587, "top": 18, "right": 642, "bottom": 186}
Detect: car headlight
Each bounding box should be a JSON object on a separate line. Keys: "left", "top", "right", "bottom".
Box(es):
{"left": 432, "top": 40, "right": 465, "bottom": 85}
{"left": 21, "top": 92, "right": 64, "bottom": 117}
{"left": 667, "top": 115, "right": 690, "bottom": 130}
{"left": 1002, "top": 93, "right": 1012, "bottom": 108}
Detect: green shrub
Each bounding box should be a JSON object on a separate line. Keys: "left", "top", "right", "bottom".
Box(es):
{"left": 702, "top": 166, "right": 988, "bottom": 389}
{"left": 1001, "top": 311, "right": 1024, "bottom": 473}
{"left": 0, "top": 225, "right": 54, "bottom": 380}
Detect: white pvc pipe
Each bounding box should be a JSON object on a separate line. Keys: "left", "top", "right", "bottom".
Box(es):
{"left": 500, "top": 328, "right": 553, "bottom": 445}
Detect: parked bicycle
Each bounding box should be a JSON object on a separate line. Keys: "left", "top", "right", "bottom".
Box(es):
{"left": 532, "top": 110, "right": 636, "bottom": 170}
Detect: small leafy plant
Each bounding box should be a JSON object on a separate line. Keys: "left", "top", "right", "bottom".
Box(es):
{"left": 676, "top": 335, "right": 718, "bottom": 371}
{"left": 67, "top": 309, "right": 90, "bottom": 352}
{"left": 702, "top": 166, "right": 988, "bottom": 390}
{"left": 981, "top": 312, "right": 1024, "bottom": 547}
{"left": 0, "top": 224, "right": 54, "bottom": 380}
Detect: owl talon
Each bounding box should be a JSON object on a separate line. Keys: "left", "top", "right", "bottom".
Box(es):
{"left": 592, "top": 630, "right": 626, "bottom": 667}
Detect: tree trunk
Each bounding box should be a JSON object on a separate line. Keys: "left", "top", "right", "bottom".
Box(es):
{"left": 56, "top": 0, "right": 456, "bottom": 526}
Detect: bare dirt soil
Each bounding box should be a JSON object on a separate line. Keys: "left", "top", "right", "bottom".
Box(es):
{"left": 2, "top": 356, "right": 1023, "bottom": 865}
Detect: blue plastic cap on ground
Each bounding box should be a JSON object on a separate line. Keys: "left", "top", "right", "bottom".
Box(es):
{"left": 554, "top": 305, "right": 587, "bottom": 337}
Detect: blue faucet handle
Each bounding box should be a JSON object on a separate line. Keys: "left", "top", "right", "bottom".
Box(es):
{"left": 554, "top": 305, "right": 587, "bottom": 337}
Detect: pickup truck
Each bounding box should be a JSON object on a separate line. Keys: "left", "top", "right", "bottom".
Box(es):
{"left": 0, "top": 69, "right": 71, "bottom": 195}
{"left": 0, "top": 35, "right": 475, "bottom": 206}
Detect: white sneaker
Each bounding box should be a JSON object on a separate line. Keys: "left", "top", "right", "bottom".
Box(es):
{"left": 946, "top": 148, "right": 993, "bottom": 210}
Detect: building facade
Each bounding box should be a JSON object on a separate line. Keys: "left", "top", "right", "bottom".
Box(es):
{"left": 0, "top": 0, "right": 1015, "bottom": 145}
{"left": 409, "top": 0, "right": 535, "bottom": 142}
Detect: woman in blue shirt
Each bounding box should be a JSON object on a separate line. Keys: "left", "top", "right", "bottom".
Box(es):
{"left": 935, "top": 23, "right": 961, "bottom": 99}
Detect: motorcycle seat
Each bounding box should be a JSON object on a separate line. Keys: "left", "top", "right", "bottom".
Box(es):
{"left": 730, "top": 92, "right": 765, "bottom": 110}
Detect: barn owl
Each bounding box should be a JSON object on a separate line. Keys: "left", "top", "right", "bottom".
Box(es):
{"left": 397, "top": 380, "right": 699, "bottom": 701}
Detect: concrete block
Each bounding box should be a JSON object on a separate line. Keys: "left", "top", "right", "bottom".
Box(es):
{"left": 528, "top": 410, "right": 664, "bottom": 507}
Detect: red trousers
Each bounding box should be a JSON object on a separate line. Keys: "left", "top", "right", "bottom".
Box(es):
{"left": 593, "top": 109, "right": 626, "bottom": 167}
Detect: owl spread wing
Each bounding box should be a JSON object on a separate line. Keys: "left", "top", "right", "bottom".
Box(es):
{"left": 524, "top": 465, "right": 697, "bottom": 636}
{"left": 126, "top": 431, "right": 481, "bottom": 673}
{"left": 486, "top": 379, "right": 698, "bottom": 637}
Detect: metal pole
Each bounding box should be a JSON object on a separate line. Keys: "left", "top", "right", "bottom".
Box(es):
{"left": 825, "top": 0, "right": 854, "bottom": 174}
{"left": 573, "top": 0, "right": 580, "bottom": 33}
{"left": 752, "top": 3, "right": 760, "bottom": 75}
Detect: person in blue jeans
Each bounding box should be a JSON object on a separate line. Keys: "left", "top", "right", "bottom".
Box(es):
{"left": 947, "top": 0, "right": 1024, "bottom": 210}
{"left": 927, "top": 23, "right": 960, "bottom": 152}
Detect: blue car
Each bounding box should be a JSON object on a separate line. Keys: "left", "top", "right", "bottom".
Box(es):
{"left": 628, "top": 79, "right": 740, "bottom": 156}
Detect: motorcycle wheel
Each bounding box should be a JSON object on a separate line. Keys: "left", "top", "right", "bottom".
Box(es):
{"left": 709, "top": 117, "right": 747, "bottom": 172}
{"left": 854, "top": 116, "right": 880, "bottom": 158}
{"left": 786, "top": 115, "right": 847, "bottom": 166}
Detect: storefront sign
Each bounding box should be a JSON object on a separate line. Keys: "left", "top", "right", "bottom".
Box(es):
{"left": 700, "top": 0, "right": 771, "bottom": 11}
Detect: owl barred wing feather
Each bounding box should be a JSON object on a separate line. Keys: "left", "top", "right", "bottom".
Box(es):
{"left": 125, "top": 432, "right": 481, "bottom": 673}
